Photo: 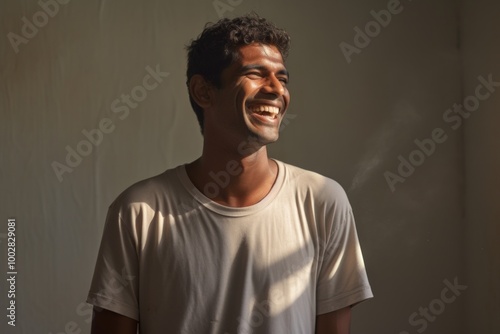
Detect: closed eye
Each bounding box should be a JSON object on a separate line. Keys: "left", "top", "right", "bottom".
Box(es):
{"left": 246, "top": 72, "right": 263, "bottom": 79}
{"left": 278, "top": 77, "right": 289, "bottom": 84}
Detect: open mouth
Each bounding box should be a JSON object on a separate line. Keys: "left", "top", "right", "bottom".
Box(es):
{"left": 247, "top": 105, "right": 280, "bottom": 120}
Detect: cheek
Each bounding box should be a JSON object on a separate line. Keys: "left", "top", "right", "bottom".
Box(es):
{"left": 237, "top": 84, "right": 256, "bottom": 106}
{"left": 242, "top": 79, "right": 262, "bottom": 94}
{"left": 235, "top": 89, "right": 248, "bottom": 107}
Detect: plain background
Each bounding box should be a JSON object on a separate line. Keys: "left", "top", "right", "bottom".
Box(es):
{"left": 1, "top": 0, "right": 498, "bottom": 333}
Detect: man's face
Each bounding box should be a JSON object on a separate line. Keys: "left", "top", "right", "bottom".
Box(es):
{"left": 205, "top": 43, "right": 290, "bottom": 150}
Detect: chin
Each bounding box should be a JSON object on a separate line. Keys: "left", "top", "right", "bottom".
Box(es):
{"left": 252, "top": 129, "right": 280, "bottom": 145}
{"left": 237, "top": 130, "right": 279, "bottom": 156}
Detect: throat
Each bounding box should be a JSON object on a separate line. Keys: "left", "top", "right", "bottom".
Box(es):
{"left": 188, "top": 157, "right": 278, "bottom": 207}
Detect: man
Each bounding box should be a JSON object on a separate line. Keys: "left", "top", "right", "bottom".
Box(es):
{"left": 87, "top": 14, "right": 373, "bottom": 334}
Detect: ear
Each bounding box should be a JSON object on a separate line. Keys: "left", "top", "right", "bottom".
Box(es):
{"left": 189, "top": 74, "right": 214, "bottom": 110}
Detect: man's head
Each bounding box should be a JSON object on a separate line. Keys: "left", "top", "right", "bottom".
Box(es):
{"left": 186, "top": 13, "right": 291, "bottom": 134}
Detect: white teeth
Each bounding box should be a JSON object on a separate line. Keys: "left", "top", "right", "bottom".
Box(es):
{"left": 249, "top": 105, "right": 279, "bottom": 115}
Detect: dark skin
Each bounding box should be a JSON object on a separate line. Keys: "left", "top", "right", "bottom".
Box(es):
{"left": 91, "top": 43, "right": 351, "bottom": 334}
{"left": 186, "top": 43, "right": 290, "bottom": 207}
{"left": 90, "top": 306, "right": 351, "bottom": 334}
{"left": 91, "top": 308, "right": 137, "bottom": 334}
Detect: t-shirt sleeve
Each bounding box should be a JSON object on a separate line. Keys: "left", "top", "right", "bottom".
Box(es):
{"left": 316, "top": 192, "right": 373, "bottom": 315}
{"left": 86, "top": 201, "right": 140, "bottom": 321}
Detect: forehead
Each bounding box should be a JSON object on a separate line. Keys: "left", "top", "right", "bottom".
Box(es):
{"left": 232, "top": 43, "right": 286, "bottom": 70}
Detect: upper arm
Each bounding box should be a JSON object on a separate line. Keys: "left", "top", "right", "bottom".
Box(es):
{"left": 315, "top": 306, "right": 352, "bottom": 334}
{"left": 91, "top": 307, "right": 138, "bottom": 334}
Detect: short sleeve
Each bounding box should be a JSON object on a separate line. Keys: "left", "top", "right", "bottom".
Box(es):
{"left": 316, "top": 206, "right": 373, "bottom": 315}
{"left": 86, "top": 202, "right": 140, "bottom": 320}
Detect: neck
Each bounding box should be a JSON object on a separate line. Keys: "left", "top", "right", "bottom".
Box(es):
{"left": 186, "top": 138, "right": 278, "bottom": 207}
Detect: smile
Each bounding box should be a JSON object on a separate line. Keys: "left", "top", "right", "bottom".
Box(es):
{"left": 247, "top": 105, "right": 280, "bottom": 119}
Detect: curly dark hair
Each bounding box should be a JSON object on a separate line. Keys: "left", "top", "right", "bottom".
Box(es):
{"left": 185, "top": 13, "right": 291, "bottom": 133}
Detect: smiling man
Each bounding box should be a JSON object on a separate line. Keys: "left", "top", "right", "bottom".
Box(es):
{"left": 87, "top": 14, "right": 373, "bottom": 334}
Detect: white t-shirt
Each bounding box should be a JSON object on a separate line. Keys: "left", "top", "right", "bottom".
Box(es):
{"left": 87, "top": 160, "right": 373, "bottom": 333}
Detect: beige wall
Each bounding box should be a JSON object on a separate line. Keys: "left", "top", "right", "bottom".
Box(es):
{"left": 462, "top": 0, "right": 500, "bottom": 332}
{"left": 0, "top": 0, "right": 495, "bottom": 333}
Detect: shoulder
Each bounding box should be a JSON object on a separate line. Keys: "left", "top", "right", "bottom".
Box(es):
{"left": 278, "top": 160, "right": 351, "bottom": 209}
{"left": 109, "top": 165, "right": 180, "bottom": 213}
{"left": 280, "top": 161, "right": 348, "bottom": 199}
{"left": 98, "top": 167, "right": 183, "bottom": 243}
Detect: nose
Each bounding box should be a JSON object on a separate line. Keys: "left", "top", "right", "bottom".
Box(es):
{"left": 261, "top": 74, "right": 286, "bottom": 96}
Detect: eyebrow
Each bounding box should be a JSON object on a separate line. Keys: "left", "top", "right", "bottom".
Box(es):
{"left": 240, "top": 64, "right": 290, "bottom": 78}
